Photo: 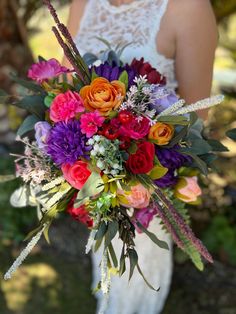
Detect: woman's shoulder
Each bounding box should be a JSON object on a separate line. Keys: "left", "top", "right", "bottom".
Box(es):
{"left": 167, "top": 0, "right": 217, "bottom": 39}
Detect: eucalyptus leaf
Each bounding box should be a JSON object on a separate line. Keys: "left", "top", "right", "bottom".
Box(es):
{"left": 119, "top": 245, "right": 126, "bottom": 277}
{"left": 128, "top": 249, "right": 138, "bottom": 281}
{"left": 13, "top": 95, "right": 46, "bottom": 119}
{"left": 95, "top": 221, "right": 108, "bottom": 240}
{"left": 108, "top": 243, "right": 118, "bottom": 268}
{"left": 137, "top": 264, "right": 160, "bottom": 291}
{"left": 17, "top": 114, "right": 40, "bottom": 136}
{"left": 105, "top": 221, "right": 119, "bottom": 249}
{"left": 181, "top": 139, "right": 212, "bottom": 155}
{"left": 226, "top": 128, "right": 236, "bottom": 141}
{"left": 207, "top": 139, "right": 229, "bottom": 152}
{"left": 11, "top": 76, "right": 43, "bottom": 93}
{"left": 83, "top": 52, "right": 98, "bottom": 66}
{"left": 182, "top": 152, "right": 208, "bottom": 175}
{"left": 136, "top": 221, "right": 169, "bottom": 250}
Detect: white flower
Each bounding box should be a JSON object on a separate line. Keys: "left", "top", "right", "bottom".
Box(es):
{"left": 97, "top": 160, "right": 105, "bottom": 169}
{"left": 99, "top": 146, "right": 105, "bottom": 154}
{"left": 94, "top": 144, "right": 100, "bottom": 152}
{"left": 94, "top": 135, "right": 101, "bottom": 142}
{"left": 113, "top": 163, "right": 120, "bottom": 169}
{"left": 87, "top": 138, "right": 94, "bottom": 145}
{"left": 90, "top": 150, "right": 97, "bottom": 157}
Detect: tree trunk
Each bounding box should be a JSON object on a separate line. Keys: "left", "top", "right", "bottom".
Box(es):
{"left": 0, "top": 0, "right": 34, "bottom": 144}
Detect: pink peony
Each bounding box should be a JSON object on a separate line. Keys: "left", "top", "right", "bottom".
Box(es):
{"left": 175, "top": 176, "right": 202, "bottom": 203}
{"left": 120, "top": 116, "right": 150, "bottom": 140}
{"left": 80, "top": 111, "right": 105, "bottom": 137}
{"left": 133, "top": 207, "right": 157, "bottom": 233}
{"left": 27, "top": 58, "right": 70, "bottom": 83}
{"left": 50, "top": 91, "right": 85, "bottom": 123}
{"left": 118, "top": 183, "right": 151, "bottom": 209}
{"left": 61, "top": 160, "right": 91, "bottom": 190}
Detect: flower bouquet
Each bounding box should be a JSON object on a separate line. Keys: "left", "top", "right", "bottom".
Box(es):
{"left": 1, "top": 0, "right": 231, "bottom": 308}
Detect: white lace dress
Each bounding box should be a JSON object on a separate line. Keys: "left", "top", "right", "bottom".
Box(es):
{"left": 74, "top": 1, "right": 178, "bottom": 313}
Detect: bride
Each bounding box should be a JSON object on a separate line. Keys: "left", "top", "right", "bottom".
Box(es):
{"left": 63, "top": 0, "right": 217, "bottom": 313}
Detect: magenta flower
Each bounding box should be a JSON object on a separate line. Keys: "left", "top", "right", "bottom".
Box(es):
{"left": 27, "top": 58, "right": 70, "bottom": 83}
{"left": 120, "top": 116, "right": 150, "bottom": 140}
{"left": 133, "top": 207, "right": 157, "bottom": 233}
{"left": 50, "top": 91, "right": 85, "bottom": 123}
{"left": 80, "top": 111, "right": 105, "bottom": 138}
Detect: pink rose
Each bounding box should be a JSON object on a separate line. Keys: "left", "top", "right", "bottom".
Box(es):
{"left": 118, "top": 183, "right": 151, "bottom": 209}
{"left": 80, "top": 110, "right": 105, "bottom": 138}
{"left": 120, "top": 116, "right": 150, "bottom": 140}
{"left": 62, "top": 160, "right": 91, "bottom": 190}
{"left": 133, "top": 207, "right": 157, "bottom": 233}
{"left": 50, "top": 91, "right": 85, "bottom": 123}
{"left": 175, "top": 176, "right": 202, "bottom": 203}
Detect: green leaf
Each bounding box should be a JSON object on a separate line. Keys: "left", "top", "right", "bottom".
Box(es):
{"left": 95, "top": 221, "right": 108, "bottom": 240}
{"left": 91, "top": 68, "right": 99, "bottom": 81}
{"left": 157, "top": 115, "right": 189, "bottom": 125}
{"left": 108, "top": 243, "right": 118, "bottom": 268}
{"left": 13, "top": 95, "right": 47, "bottom": 119}
{"left": 94, "top": 237, "right": 103, "bottom": 253}
{"left": 148, "top": 165, "right": 168, "bottom": 180}
{"left": 181, "top": 152, "right": 208, "bottom": 175}
{"left": 119, "top": 245, "right": 126, "bottom": 277}
{"left": 44, "top": 94, "right": 55, "bottom": 108}
{"left": 207, "top": 139, "right": 229, "bottom": 152}
{"left": 137, "top": 264, "right": 160, "bottom": 291}
{"left": 226, "top": 128, "right": 236, "bottom": 141}
{"left": 127, "top": 142, "right": 138, "bottom": 154}
{"left": 182, "top": 139, "right": 212, "bottom": 155}
{"left": 11, "top": 76, "right": 43, "bottom": 93}
{"left": 74, "top": 172, "right": 104, "bottom": 207}
{"left": 167, "top": 126, "right": 188, "bottom": 148}
{"left": 128, "top": 249, "right": 138, "bottom": 281}
{"left": 118, "top": 70, "right": 129, "bottom": 90}
{"left": 105, "top": 221, "right": 119, "bottom": 249}
{"left": 17, "top": 114, "right": 40, "bottom": 136}
{"left": 136, "top": 221, "right": 169, "bottom": 250}
{"left": 94, "top": 37, "right": 112, "bottom": 49}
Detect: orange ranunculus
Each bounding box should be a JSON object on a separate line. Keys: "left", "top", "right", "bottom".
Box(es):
{"left": 79, "top": 77, "right": 126, "bottom": 115}
{"left": 148, "top": 122, "right": 174, "bottom": 145}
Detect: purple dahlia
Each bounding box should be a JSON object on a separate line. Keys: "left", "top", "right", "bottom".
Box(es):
{"left": 47, "top": 119, "right": 90, "bottom": 166}
{"left": 155, "top": 146, "right": 191, "bottom": 188}
{"left": 92, "top": 62, "right": 137, "bottom": 88}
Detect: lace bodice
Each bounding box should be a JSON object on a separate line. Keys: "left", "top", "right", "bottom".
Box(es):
{"left": 75, "top": 0, "right": 178, "bottom": 90}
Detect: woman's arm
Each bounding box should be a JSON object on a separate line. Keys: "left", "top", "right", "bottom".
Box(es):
{"left": 62, "top": 0, "right": 87, "bottom": 68}
{"left": 173, "top": 0, "right": 218, "bottom": 119}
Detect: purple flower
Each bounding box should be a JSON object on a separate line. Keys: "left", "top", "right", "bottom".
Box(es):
{"left": 133, "top": 207, "right": 157, "bottom": 233}
{"left": 150, "top": 85, "right": 178, "bottom": 113}
{"left": 28, "top": 58, "right": 70, "bottom": 83}
{"left": 155, "top": 146, "right": 191, "bottom": 188}
{"left": 92, "top": 62, "right": 137, "bottom": 88}
{"left": 47, "top": 119, "right": 90, "bottom": 166}
{"left": 35, "top": 121, "right": 52, "bottom": 153}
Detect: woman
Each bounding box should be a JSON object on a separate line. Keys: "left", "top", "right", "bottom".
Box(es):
{"left": 64, "top": 0, "right": 218, "bottom": 313}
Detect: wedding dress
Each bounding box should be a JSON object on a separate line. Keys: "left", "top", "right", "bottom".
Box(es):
{"left": 74, "top": 1, "right": 178, "bottom": 313}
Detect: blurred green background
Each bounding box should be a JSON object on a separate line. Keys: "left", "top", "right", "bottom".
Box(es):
{"left": 0, "top": 1, "right": 236, "bottom": 314}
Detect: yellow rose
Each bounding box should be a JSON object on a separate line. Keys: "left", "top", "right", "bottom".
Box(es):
{"left": 79, "top": 77, "right": 126, "bottom": 115}
{"left": 148, "top": 122, "right": 174, "bottom": 145}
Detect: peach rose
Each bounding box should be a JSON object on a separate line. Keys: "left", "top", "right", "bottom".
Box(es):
{"left": 148, "top": 122, "right": 174, "bottom": 145}
{"left": 79, "top": 77, "right": 126, "bottom": 115}
{"left": 118, "top": 183, "right": 151, "bottom": 209}
{"left": 61, "top": 161, "right": 91, "bottom": 190}
{"left": 174, "top": 176, "right": 202, "bottom": 203}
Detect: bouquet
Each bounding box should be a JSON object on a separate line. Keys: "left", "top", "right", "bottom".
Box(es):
{"left": 2, "top": 0, "right": 230, "bottom": 308}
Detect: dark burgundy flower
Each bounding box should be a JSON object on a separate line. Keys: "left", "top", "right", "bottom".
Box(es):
{"left": 131, "top": 58, "right": 166, "bottom": 85}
